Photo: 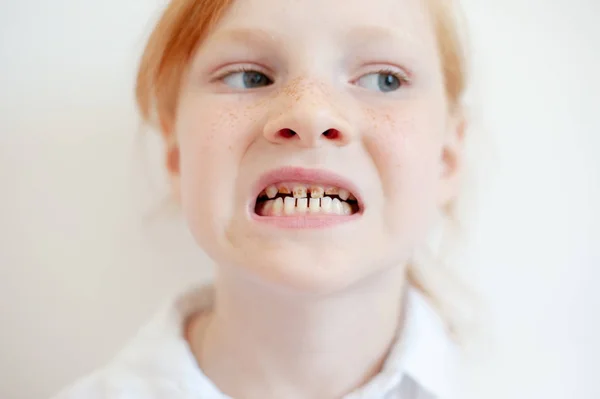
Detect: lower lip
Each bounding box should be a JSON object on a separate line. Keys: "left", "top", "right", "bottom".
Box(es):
{"left": 251, "top": 213, "right": 361, "bottom": 229}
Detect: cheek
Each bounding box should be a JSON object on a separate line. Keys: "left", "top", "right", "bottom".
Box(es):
{"left": 175, "top": 98, "right": 249, "bottom": 247}
{"left": 365, "top": 104, "right": 444, "bottom": 238}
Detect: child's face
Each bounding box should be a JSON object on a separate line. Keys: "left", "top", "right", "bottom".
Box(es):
{"left": 174, "top": 0, "right": 463, "bottom": 292}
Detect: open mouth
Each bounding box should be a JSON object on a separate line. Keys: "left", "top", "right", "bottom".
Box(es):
{"left": 254, "top": 182, "right": 360, "bottom": 216}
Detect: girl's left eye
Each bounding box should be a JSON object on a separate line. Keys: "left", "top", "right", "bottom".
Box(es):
{"left": 356, "top": 71, "right": 407, "bottom": 93}
{"left": 222, "top": 70, "right": 273, "bottom": 89}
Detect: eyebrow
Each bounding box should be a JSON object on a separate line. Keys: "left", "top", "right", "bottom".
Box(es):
{"left": 343, "top": 25, "right": 421, "bottom": 48}
{"left": 207, "top": 25, "right": 418, "bottom": 51}
{"left": 207, "top": 28, "right": 281, "bottom": 48}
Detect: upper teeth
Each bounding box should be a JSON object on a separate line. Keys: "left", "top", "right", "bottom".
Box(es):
{"left": 261, "top": 183, "right": 356, "bottom": 200}
{"left": 257, "top": 183, "right": 357, "bottom": 216}
{"left": 324, "top": 187, "right": 338, "bottom": 196}
{"left": 338, "top": 189, "right": 350, "bottom": 201}
{"left": 292, "top": 185, "right": 307, "bottom": 199}
{"left": 266, "top": 185, "right": 279, "bottom": 199}
{"left": 310, "top": 186, "right": 324, "bottom": 199}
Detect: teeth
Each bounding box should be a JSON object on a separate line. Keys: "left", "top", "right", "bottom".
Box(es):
{"left": 293, "top": 185, "right": 307, "bottom": 198}
{"left": 342, "top": 201, "right": 352, "bottom": 215}
{"left": 263, "top": 184, "right": 354, "bottom": 200}
{"left": 310, "top": 186, "right": 324, "bottom": 198}
{"left": 284, "top": 197, "right": 296, "bottom": 215}
{"left": 266, "top": 185, "right": 278, "bottom": 199}
{"left": 338, "top": 189, "right": 350, "bottom": 201}
{"left": 296, "top": 198, "right": 308, "bottom": 213}
{"left": 272, "top": 197, "right": 283, "bottom": 216}
{"left": 263, "top": 199, "right": 274, "bottom": 215}
{"left": 321, "top": 196, "right": 332, "bottom": 213}
{"left": 309, "top": 198, "right": 320, "bottom": 213}
{"left": 258, "top": 183, "right": 357, "bottom": 217}
{"left": 331, "top": 198, "right": 343, "bottom": 215}
{"left": 325, "top": 187, "right": 338, "bottom": 196}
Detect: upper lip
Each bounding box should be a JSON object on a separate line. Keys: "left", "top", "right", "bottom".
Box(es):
{"left": 251, "top": 166, "right": 364, "bottom": 209}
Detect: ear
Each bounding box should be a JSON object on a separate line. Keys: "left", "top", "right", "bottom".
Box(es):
{"left": 165, "top": 133, "right": 182, "bottom": 204}
{"left": 438, "top": 108, "right": 467, "bottom": 208}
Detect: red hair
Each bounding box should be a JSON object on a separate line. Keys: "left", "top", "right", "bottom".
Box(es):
{"left": 136, "top": 0, "right": 467, "bottom": 140}
{"left": 136, "top": 0, "right": 235, "bottom": 139}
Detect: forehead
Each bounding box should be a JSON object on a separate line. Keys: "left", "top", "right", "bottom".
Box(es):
{"left": 207, "top": 0, "right": 437, "bottom": 50}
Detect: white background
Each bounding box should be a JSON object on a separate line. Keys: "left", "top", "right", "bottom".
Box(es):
{"left": 1, "top": 1, "right": 598, "bottom": 398}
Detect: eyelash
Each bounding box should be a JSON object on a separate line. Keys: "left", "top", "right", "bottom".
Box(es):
{"left": 214, "top": 66, "right": 271, "bottom": 81}
{"left": 214, "top": 66, "right": 411, "bottom": 88}
{"left": 370, "top": 68, "right": 411, "bottom": 85}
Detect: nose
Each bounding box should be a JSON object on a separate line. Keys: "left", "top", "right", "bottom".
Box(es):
{"left": 263, "top": 82, "right": 355, "bottom": 147}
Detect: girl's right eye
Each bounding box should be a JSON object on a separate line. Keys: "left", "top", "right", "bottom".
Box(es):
{"left": 222, "top": 70, "right": 273, "bottom": 89}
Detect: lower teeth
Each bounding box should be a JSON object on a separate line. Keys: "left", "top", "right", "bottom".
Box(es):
{"left": 258, "top": 197, "right": 354, "bottom": 216}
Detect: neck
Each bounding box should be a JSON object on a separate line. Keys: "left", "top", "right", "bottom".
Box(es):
{"left": 188, "top": 265, "right": 408, "bottom": 399}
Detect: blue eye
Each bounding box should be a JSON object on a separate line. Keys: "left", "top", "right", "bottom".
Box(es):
{"left": 222, "top": 70, "right": 273, "bottom": 89}
{"left": 356, "top": 71, "right": 405, "bottom": 93}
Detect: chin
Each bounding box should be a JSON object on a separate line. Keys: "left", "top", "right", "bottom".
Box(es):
{"left": 243, "top": 259, "right": 367, "bottom": 295}
{"left": 220, "top": 237, "right": 407, "bottom": 296}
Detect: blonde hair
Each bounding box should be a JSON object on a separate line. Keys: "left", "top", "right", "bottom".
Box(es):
{"left": 136, "top": 0, "right": 471, "bottom": 338}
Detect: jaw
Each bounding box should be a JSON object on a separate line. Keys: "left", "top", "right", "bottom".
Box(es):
{"left": 220, "top": 213, "right": 411, "bottom": 297}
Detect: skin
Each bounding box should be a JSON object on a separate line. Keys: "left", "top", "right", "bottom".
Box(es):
{"left": 171, "top": 0, "right": 466, "bottom": 397}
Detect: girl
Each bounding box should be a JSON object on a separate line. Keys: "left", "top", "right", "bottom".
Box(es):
{"left": 55, "top": 0, "right": 469, "bottom": 397}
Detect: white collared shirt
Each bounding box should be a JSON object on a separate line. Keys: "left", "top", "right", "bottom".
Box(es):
{"left": 53, "top": 284, "right": 457, "bottom": 399}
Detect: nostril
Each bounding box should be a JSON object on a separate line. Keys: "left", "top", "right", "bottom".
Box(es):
{"left": 278, "top": 128, "right": 296, "bottom": 139}
{"left": 322, "top": 129, "right": 340, "bottom": 140}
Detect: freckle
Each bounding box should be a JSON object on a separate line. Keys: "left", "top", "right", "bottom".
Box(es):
{"left": 285, "top": 77, "right": 302, "bottom": 99}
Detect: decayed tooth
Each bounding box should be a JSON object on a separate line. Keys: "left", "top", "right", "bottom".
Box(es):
{"left": 310, "top": 186, "right": 324, "bottom": 199}
{"left": 309, "top": 198, "right": 320, "bottom": 213}
{"left": 325, "top": 187, "right": 339, "bottom": 196}
{"left": 293, "top": 184, "right": 307, "bottom": 198}
{"left": 331, "top": 198, "right": 343, "bottom": 215}
{"left": 338, "top": 189, "right": 350, "bottom": 201}
{"left": 272, "top": 197, "right": 284, "bottom": 216}
{"left": 266, "top": 185, "right": 278, "bottom": 199}
{"left": 342, "top": 201, "right": 352, "bottom": 215}
{"left": 296, "top": 198, "right": 308, "bottom": 213}
{"left": 284, "top": 197, "right": 296, "bottom": 215}
{"left": 258, "top": 189, "right": 267, "bottom": 198}
{"left": 278, "top": 186, "right": 291, "bottom": 195}
{"left": 321, "top": 196, "right": 332, "bottom": 213}
{"left": 348, "top": 193, "right": 356, "bottom": 201}
{"left": 262, "top": 200, "right": 274, "bottom": 216}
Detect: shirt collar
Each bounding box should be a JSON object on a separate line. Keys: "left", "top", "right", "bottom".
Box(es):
{"left": 385, "top": 287, "right": 458, "bottom": 397}
{"left": 121, "top": 283, "right": 457, "bottom": 398}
